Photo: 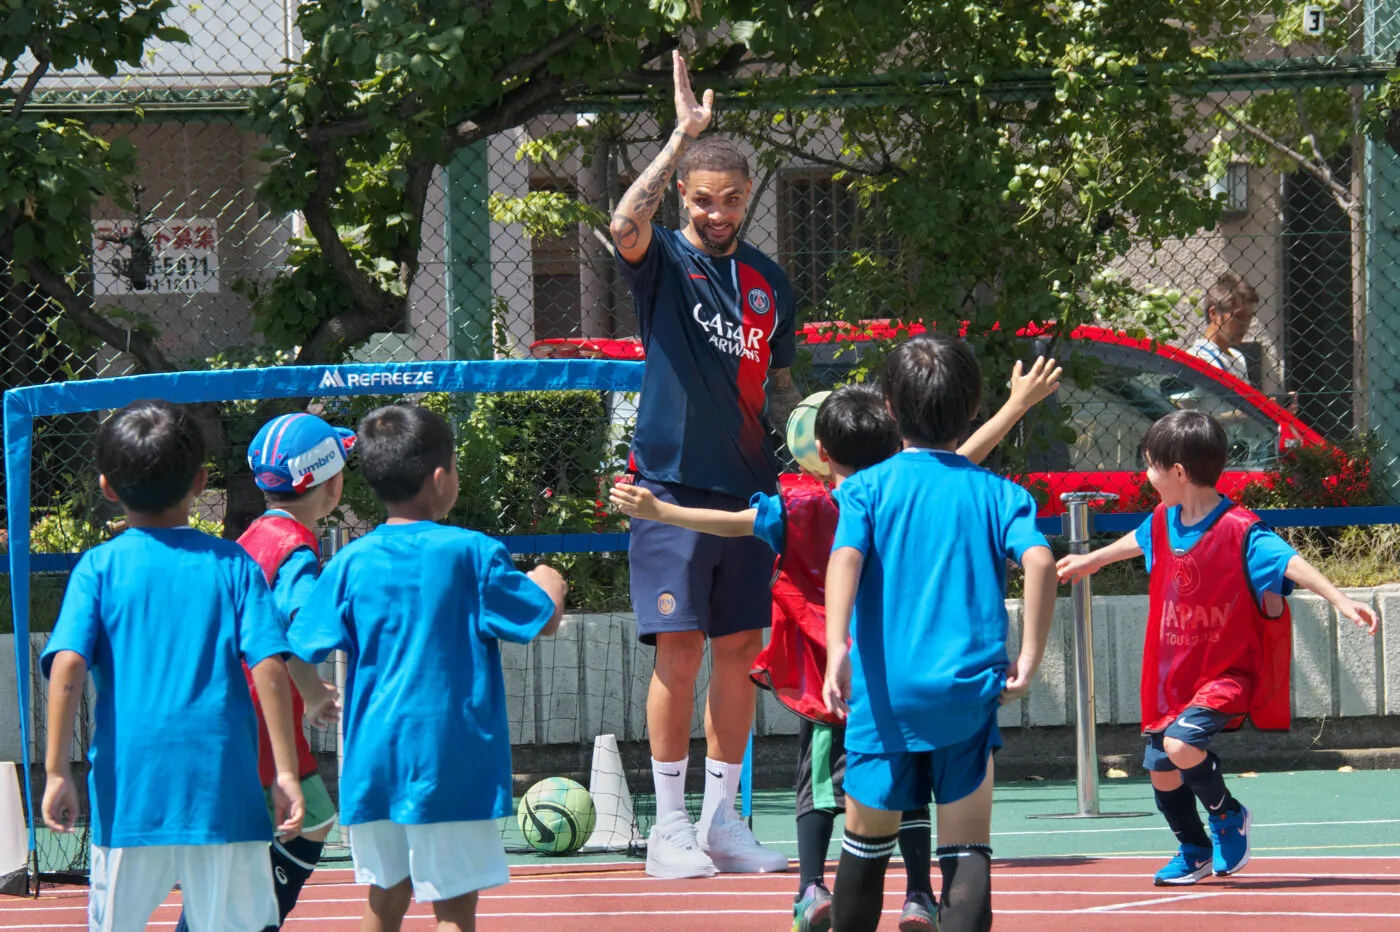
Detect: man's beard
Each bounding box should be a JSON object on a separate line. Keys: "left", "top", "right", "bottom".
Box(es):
{"left": 696, "top": 223, "right": 738, "bottom": 255}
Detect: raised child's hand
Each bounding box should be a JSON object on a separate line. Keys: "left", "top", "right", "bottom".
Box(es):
{"left": 302, "top": 678, "right": 341, "bottom": 728}
{"left": 1056, "top": 552, "right": 1098, "bottom": 585}
{"left": 1009, "top": 356, "right": 1062, "bottom": 411}
{"left": 41, "top": 772, "right": 79, "bottom": 834}
{"left": 1338, "top": 599, "right": 1379, "bottom": 636}
{"left": 822, "top": 647, "right": 852, "bottom": 721}
{"left": 610, "top": 479, "right": 663, "bottom": 521}
{"left": 673, "top": 51, "right": 713, "bottom": 138}
{"left": 270, "top": 771, "right": 306, "bottom": 840}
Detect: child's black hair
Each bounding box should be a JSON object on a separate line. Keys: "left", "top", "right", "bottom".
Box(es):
{"left": 879, "top": 334, "right": 982, "bottom": 447}
{"left": 814, "top": 384, "right": 901, "bottom": 471}
{"left": 1140, "top": 410, "right": 1228, "bottom": 486}
{"left": 95, "top": 399, "right": 206, "bottom": 514}
{"left": 357, "top": 404, "right": 456, "bottom": 503}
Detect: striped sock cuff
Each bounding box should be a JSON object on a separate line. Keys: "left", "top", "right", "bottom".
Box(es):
{"left": 899, "top": 819, "right": 933, "bottom": 831}
{"left": 843, "top": 830, "right": 899, "bottom": 860}
{"left": 937, "top": 843, "right": 993, "bottom": 860}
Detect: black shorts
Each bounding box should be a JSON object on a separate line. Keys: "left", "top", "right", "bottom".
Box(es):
{"left": 628, "top": 478, "right": 774, "bottom": 645}
{"left": 796, "top": 719, "right": 847, "bottom": 817}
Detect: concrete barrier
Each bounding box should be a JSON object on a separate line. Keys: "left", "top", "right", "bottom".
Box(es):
{"left": 6, "top": 586, "right": 1400, "bottom": 755}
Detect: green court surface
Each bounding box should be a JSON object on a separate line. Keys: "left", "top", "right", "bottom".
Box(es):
{"left": 500, "top": 768, "right": 1400, "bottom": 867}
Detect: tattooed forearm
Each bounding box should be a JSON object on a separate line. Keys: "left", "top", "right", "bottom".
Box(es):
{"left": 610, "top": 128, "right": 694, "bottom": 247}
{"left": 766, "top": 368, "right": 803, "bottom": 433}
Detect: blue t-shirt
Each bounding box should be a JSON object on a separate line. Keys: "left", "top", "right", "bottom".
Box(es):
{"left": 288, "top": 522, "right": 556, "bottom": 826}
{"left": 39, "top": 527, "right": 289, "bottom": 848}
{"left": 831, "top": 449, "right": 1051, "bottom": 754}
{"left": 261, "top": 511, "right": 320, "bottom": 620}
{"left": 1133, "top": 499, "right": 1297, "bottom": 602}
{"left": 619, "top": 226, "right": 797, "bottom": 499}
{"left": 750, "top": 491, "right": 786, "bottom": 554}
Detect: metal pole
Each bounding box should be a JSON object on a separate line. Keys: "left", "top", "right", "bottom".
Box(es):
{"left": 1030, "top": 492, "right": 1148, "bottom": 821}
{"left": 318, "top": 528, "right": 349, "bottom": 790}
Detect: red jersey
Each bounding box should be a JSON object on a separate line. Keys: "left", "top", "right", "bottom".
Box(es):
{"left": 749, "top": 473, "right": 843, "bottom": 725}
{"left": 1142, "top": 502, "right": 1292, "bottom": 733}
{"left": 239, "top": 514, "right": 322, "bottom": 784}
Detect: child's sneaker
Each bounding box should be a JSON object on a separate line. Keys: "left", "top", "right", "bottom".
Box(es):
{"left": 1209, "top": 805, "right": 1252, "bottom": 876}
{"left": 898, "top": 891, "right": 938, "bottom": 931}
{"left": 701, "top": 816, "right": 790, "bottom": 872}
{"left": 645, "top": 811, "right": 717, "bottom": 879}
{"left": 791, "top": 883, "right": 832, "bottom": 932}
{"left": 1152, "top": 843, "right": 1214, "bottom": 886}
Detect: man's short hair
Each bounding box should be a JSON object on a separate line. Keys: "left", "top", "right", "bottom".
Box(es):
{"left": 1140, "top": 410, "right": 1228, "bottom": 486}
{"left": 357, "top": 404, "right": 456, "bottom": 504}
{"left": 1204, "top": 271, "right": 1258, "bottom": 317}
{"left": 678, "top": 136, "right": 750, "bottom": 182}
{"left": 879, "top": 334, "right": 982, "bottom": 448}
{"left": 815, "top": 384, "right": 901, "bottom": 471}
{"left": 95, "top": 399, "right": 206, "bottom": 514}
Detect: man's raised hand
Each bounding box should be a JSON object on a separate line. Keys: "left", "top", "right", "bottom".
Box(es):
{"left": 673, "top": 50, "right": 713, "bottom": 138}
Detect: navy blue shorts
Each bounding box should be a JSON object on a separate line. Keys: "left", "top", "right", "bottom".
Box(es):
{"left": 1143, "top": 706, "right": 1236, "bottom": 772}
{"left": 844, "top": 713, "right": 1002, "bottom": 811}
{"left": 628, "top": 478, "right": 774, "bottom": 645}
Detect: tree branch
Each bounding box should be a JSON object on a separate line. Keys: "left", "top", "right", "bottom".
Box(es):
{"left": 1214, "top": 102, "right": 1350, "bottom": 207}
{"left": 11, "top": 44, "right": 51, "bottom": 119}
{"left": 24, "top": 261, "right": 177, "bottom": 374}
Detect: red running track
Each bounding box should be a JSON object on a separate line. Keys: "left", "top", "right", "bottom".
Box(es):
{"left": 2, "top": 857, "right": 1399, "bottom": 930}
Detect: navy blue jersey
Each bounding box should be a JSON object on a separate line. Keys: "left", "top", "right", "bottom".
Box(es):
{"left": 619, "top": 226, "right": 797, "bottom": 498}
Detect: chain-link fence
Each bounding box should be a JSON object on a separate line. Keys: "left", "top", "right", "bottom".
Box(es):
{"left": 9, "top": 0, "right": 1400, "bottom": 879}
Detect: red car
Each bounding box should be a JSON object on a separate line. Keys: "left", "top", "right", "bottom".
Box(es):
{"left": 530, "top": 322, "right": 1326, "bottom": 516}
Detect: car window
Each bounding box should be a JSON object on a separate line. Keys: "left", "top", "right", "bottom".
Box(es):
{"left": 1063, "top": 346, "right": 1281, "bottom": 471}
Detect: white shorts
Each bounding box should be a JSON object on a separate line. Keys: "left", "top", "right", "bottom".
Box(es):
{"left": 349, "top": 819, "right": 509, "bottom": 902}
{"left": 89, "top": 842, "right": 277, "bottom": 932}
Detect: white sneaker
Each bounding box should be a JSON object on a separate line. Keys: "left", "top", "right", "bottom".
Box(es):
{"left": 646, "top": 812, "right": 717, "bottom": 879}
{"left": 700, "top": 816, "right": 791, "bottom": 873}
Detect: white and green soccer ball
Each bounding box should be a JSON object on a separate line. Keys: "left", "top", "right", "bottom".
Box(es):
{"left": 785, "top": 390, "right": 831, "bottom": 477}
{"left": 517, "top": 776, "right": 597, "bottom": 855}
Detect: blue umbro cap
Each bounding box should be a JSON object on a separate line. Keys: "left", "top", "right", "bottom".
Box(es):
{"left": 248, "top": 413, "right": 356, "bottom": 493}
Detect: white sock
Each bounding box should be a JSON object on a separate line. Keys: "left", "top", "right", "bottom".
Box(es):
{"left": 698, "top": 758, "right": 742, "bottom": 833}
{"left": 652, "top": 757, "right": 688, "bottom": 820}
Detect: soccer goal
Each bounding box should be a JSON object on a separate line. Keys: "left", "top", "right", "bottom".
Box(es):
{"left": 3, "top": 358, "right": 689, "bottom": 885}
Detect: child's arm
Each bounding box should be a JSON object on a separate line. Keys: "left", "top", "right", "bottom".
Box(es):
{"left": 611, "top": 481, "right": 757, "bottom": 537}
{"left": 958, "top": 356, "right": 1062, "bottom": 465}
{"left": 1285, "top": 556, "right": 1379, "bottom": 635}
{"left": 42, "top": 651, "right": 86, "bottom": 833}
{"left": 287, "top": 658, "right": 340, "bottom": 727}
{"left": 821, "top": 546, "right": 864, "bottom": 719}
{"left": 1056, "top": 531, "right": 1143, "bottom": 584}
{"left": 1004, "top": 547, "right": 1057, "bottom": 702}
{"left": 527, "top": 564, "right": 568, "bottom": 636}
{"left": 251, "top": 658, "right": 306, "bottom": 838}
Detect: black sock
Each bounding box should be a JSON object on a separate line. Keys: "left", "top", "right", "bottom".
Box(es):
{"left": 269, "top": 835, "right": 324, "bottom": 925}
{"left": 937, "top": 845, "right": 992, "bottom": 932}
{"left": 796, "top": 810, "right": 836, "bottom": 897}
{"left": 1179, "top": 753, "right": 1241, "bottom": 819}
{"left": 1154, "top": 783, "right": 1210, "bottom": 848}
{"left": 898, "top": 806, "right": 934, "bottom": 898}
{"left": 831, "top": 829, "right": 897, "bottom": 932}
{"left": 173, "top": 913, "right": 190, "bottom": 932}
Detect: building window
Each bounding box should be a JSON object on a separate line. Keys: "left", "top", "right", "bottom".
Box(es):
{"left": 529, "top": 180, "right": 582, "bottom": 340}
{"left": 777, "top": 171, "right": 886, "bottom": 312}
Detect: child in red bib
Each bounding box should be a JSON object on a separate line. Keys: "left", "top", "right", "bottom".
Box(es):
{"left": 1058, "top": 410, "right": 1377, "bottom": 886}
{"left": 612, "top": 358, "right": 1060, "bottom": 932}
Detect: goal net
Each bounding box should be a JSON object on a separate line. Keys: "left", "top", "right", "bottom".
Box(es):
{"left": 3, "top": 358, "right": 714, "bottom": 883}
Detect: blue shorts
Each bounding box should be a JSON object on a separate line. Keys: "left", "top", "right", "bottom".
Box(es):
{"left": 628, "top": 478, "right": 774, "bottom": 645}
{"left": 1142, "top": 706, "right": 1236, "bottom": 772}
{"left": 844, "top": 713, "right": 1002, "bottom": 811}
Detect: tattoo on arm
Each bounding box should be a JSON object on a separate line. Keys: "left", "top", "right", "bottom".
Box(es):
{"left": 610, "top": 129, "right": 694, "bottom": 242}
{"left": 767, "top": 368, "right": 803, "bottom": 433}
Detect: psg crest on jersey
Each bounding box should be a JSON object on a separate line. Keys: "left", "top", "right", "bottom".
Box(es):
{"left": 747, "top": 288, "right": 771, "bottom": 314}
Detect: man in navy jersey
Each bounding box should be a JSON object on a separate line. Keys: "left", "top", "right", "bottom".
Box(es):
{"left": 611, "top": 50, "right": 802, "bottom": 879}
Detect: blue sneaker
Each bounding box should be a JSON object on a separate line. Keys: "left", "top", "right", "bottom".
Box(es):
{"left": 1153, "top": 843, "right": 1214, "bottom": 886}
{"left": 1209, "top": 805, "right": 1252, "bottom": 876}
{"left": 792, "top": 883, "right": 832, "bottom": 932}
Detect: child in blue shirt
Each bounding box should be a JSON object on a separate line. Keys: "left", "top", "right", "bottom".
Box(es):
{"left": 1057, "top": 410, "right": 1377, "bottom": 886}
{"left": 41, "top": 399, "right": 304, "bottom": 932}
{"left": 822, "top": 335, "right": 1060, "bottom": 932}
{"left": 288, "top": 404, "right": 567, "bottom": 931}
